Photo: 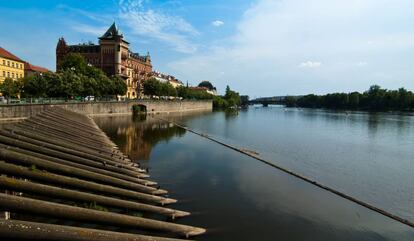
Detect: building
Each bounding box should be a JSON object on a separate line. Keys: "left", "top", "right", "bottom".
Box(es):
{"left": 153, "top": 71, "right": 183, "bottom": 88}
{"left": 189, "top": 86, "right": 217, "bottom": 96}
{"left": 24, "top": 62, "right": 49, "bottom": 77}
{"left": 0, "top": 47, "right": 25, "bottom": 83}
{"left": 56, "top": 22, "right": 153, "bottom": 99}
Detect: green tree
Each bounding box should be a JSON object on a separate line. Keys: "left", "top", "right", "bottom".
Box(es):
{"left": 0, "top": 78, "right": 21, "bottom": 99}
{"left": 44, "top": 72, "right": 65, "bottom": 97}
{"left": 21, "top": 74, "right": 48, "bottom": 98}
{"left": 284, "top": 96, "right": 297, "bottom": 107}
{"left": 348, "top": 92, "right": 360, "bottom": 109}
{"left": 198, "top": 81, "right": 215, "bottom": 91}
{"left": 111, "top": 75, "right": 127, "bottom": 96}
{"left": 143, "top": 78, "right": 160, "bottom": 96}
{"left": 213, "top": 95, "right": 228, "bottom": 108}
{"left": 240, "top": 95, "right": 249, "bottom": 106}
{"left": 224, "top": 85, "right": 241, "bottom": 107}
{"left": 289, "top": 85, "right": 414, "bottom": 111}
{"left": 59, "top": 53, "right": 88, "bottom": 73}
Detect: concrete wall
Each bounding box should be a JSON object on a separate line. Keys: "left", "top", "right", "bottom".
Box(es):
{"left": 0, "top": 100, "right": 212, "bottom": 121}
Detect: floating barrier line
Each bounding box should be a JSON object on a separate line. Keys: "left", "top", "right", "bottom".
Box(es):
{"left": 158, "top": 117, "right": 414, "bottom": 229}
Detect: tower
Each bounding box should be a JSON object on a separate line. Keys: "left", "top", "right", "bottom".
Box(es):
{"left": 56, "top": 37, "right": 68, "bottom": 71}
{"left": 98, "top": 22, "right": 129, "bottom": 76}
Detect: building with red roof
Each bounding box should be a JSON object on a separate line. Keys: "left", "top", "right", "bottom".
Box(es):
{"left": 0, "top": 46, "right": 25, "bottom": 82}
{"left": 24, "top": 62, "right": 49, "bottom": 77}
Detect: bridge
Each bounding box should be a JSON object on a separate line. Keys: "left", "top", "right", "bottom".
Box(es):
{"left": 249, "top": 96, "right": 287, "bottom": 107}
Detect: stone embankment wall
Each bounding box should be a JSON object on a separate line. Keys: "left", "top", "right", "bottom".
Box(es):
{"left": 0, "top": 100, "right": 212, "bottom": 121}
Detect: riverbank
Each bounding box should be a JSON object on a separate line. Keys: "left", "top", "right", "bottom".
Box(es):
{"left": 0, "top": 100, "right": 212, "bottom": 121}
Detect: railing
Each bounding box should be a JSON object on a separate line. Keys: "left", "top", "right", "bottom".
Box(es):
{"left": 0, "top": 97, "right": 118, "bottom": 105}
{"left": 0, "top": 96, "right": 189, "bottom": 106}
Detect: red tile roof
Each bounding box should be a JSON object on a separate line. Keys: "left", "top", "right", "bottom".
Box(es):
{"left": 0, "top": 46, "right": 24, "bottom": 62}
{"left": 24, "top": 62, "right": 49, "bottom": 73}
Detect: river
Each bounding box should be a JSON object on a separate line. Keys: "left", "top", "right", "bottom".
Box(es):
{"left": 94, "top": 106, "right": 414, "bottom": 241}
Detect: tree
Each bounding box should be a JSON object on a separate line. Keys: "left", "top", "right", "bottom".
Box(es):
{"left": 198, "top": 81, "right": 215, "bottom": 91}
{"left": 21, "top": 74, "right": 48, "bottom": 97}
{"left": 111, "top": 75, "right": 127, "bottom": 96}
{"left": 240, "top": 95, "right": 249, "bottom": 106}
{"left": 213, "top": 95, "right": 228, "bottom": 108}
{"left": 348, "top": 92, "right": 360, "bottom": 109}
{"left": 0, "top": 78, "right": 21, "bottom": 100}
{"left": 143, "top": 78, "right": 160, "bottom": 96}
{"left": 288, "top": 85, "right": 414, "bottom": 111}
{"left": 224, "top": 85, "right": 241, "bottom": 107}
{"left": 59, "top": 53, "right": 88, "bottom": 73}
{"left": 20, "top": 54, "right": 128, "bottom": 99}
{"left": 45, "top": 72, "right": 65, "bottom": 97}
{"left": 284, "top": 96, "right": 297, "bottom": 107}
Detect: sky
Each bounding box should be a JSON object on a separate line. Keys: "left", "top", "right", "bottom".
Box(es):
{"left": 1, "top": 0, "right": 414, "bottom": 97}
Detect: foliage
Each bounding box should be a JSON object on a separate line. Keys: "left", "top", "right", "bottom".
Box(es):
{"left": 284, "top": 96, "right": 298, "bottom": 107}
{"left": 224, "top": 85, "right": 241, "bottom": 107}
{"left": 240, "top": 95, "right": 249, "bottom": 106}
{"left": 213, "top": 95, "right": 228, "bottom": 109}
{"left": 0, "top": 78, "right": 21, "bottom": 98}
{"left": 176, "top": 86, "right": 213, "bottom": 100}
{"left": 143, "top": 78, "right": 177, "bottom": 97}
{"left": 213, "top": 85, "right": 242, "bottom": 109}
{"left": 198, "top": 81, "right": 216, "bottom": 91}
{"left": 20, "top": 53, "right": 127, "bottom": 98}
{"left": 285, "top": 85, "right": 414, "bottom": 111}
{"left": 144, "top": 79, "right": 243, "bottom": 110}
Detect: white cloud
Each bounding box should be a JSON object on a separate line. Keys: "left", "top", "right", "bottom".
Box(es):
{"left": 118, "top": 0, "right": 199, "bottom": 53}
{"left": 168, "top": 0, "right": 414, "bottom": 95}
{"left": 299, "top": 61, "right": 322, "bottom": 68}
{"left": 212, "top": 20, "right": 224, "bottom": 27}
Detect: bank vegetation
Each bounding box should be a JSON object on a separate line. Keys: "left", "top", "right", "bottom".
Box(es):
{"left": 285, "top": 85, "right": 414, "bottom": 111}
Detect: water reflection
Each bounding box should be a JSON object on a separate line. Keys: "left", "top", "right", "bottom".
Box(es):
{"left": 96, "top": 112, "right": 414, "bottom": 240}
{"left": 94, "top": 115, "right": 186, "bottom": 161}
{"left": 165, "top": 106, "right": 414, "bottom": 222}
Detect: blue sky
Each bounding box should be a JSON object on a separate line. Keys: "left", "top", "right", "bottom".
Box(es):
{"left": 1, "top": 0, "right": 414, "bottom": 97}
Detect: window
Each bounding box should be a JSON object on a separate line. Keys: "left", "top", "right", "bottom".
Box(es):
{"left": 12, "top": 62, "right": 14, "bottom": 68}
{"left": 2, "top": 71, "right": 4, "bottom": 77}
{"left": 12, "top": 73, "right": 14, "bottom": 78}
{"left": 7, "top": 61, "right": 10, "bottom": 66}
{"left": 2, "top": 60, "right": 4, "bottom": 65}
{"left": 7, "top": 72, "right": 10, "bottom": 77}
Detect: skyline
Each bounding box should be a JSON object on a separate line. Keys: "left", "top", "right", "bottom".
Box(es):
{"left": 1, "top": 0, "right": 414, "bottom": 97}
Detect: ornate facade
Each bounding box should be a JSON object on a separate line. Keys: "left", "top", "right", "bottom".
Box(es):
{"left": 56, "top": 23, "right": 152, "bottom": 98}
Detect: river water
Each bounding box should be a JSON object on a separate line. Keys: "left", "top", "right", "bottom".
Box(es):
{"left": 94, "top": 106, "right": 414, "bottom": 241}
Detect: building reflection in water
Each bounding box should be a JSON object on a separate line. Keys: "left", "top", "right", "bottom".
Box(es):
{"left": 94, "top": 114, "right": 186, "bottom": 162}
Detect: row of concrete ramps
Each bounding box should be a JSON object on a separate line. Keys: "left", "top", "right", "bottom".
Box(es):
{"left": 0, "top": 107, "right": 205, "bottom": 240}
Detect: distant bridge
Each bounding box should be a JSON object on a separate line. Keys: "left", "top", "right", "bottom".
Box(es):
{"left": 248, "top": 96, "right": 287, "bottom": 107}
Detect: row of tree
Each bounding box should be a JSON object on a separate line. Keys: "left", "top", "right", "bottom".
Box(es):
{"left": 142, "top": 78, "right": 214, "bottom": 99}
{"left": 0, "top": 53, "right": 127, "bottom": 99}
{"left": 213, "top": 86, "right": 242, "bottom": 109}
{"left": 285, "top": 85, "right": 414, "bottom": 111}
{"left": 142, "top": 78, "right": 242, "bottom": 109}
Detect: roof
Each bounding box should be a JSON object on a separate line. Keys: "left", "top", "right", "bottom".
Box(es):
{"left": 100, "top": 22, "right": 123, "bottom": 39}
{"left": 0, "top": 47, "right": 24, "bottom": 62}
{"left": 24, "top": 62, "right": 49, "bottom": 73}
